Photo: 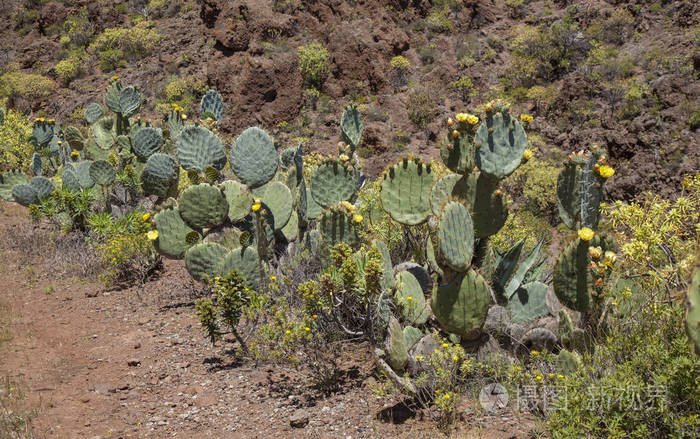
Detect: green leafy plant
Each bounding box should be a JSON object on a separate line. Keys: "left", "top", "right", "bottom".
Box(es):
{"left": 297, "top": 43, "right": 330, "bottom": 88}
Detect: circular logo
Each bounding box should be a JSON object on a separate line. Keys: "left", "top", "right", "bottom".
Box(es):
{"left": 479, "top": 383, "right": 509, "bottom": 412}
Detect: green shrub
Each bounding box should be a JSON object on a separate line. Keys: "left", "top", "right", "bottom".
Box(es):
{"left": 407, "top": 87, "right": 439, "bottom": 129}
{"left": 154, "top": 75, "right": 207, "bottom": 115}
{"left": 89, "top": 21, "right": 160, "bottom": 70}
{"left": 55, "top": 56, "right": 82, "bottom": 84}
{"left": 0, "top": 72, "right": 55, "bottom": 102}
{"left": 426, "top": 7, "right": 452, "bottom": 33}
{"left": 0, "top": 108, "right": 33, "bottom": 173}
{"left": 62, "top": 8, "right": 93, "bottom": 48}
{"left": 297, "top": 43, "right": 329, "bottom": 88}
{"left": 390, "top": 56, "right": 411, "bottom": 90}
{"left": 689, "top": 109, "right": 700, "bottom": 130}
{"left": 451, "top": 76, "right": 478, "bottom": 101}
{"left": 505, "top": 0, "right": 530, "bottom": 18}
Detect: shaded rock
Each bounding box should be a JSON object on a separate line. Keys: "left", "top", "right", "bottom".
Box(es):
{"left": 519, "top": 327, "right": 557, "bottom": 354}
{"left": 394, "top": 262, "right": 432, "bottom": 295}
{"left": 290, "top": 409, "right": 309, "bottom": 428}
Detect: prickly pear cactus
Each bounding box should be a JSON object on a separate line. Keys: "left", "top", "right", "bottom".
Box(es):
{"left": 437, "top": 201, "right": 474, "bottom": 271}
{"left": 221, "top": 180, "right": 253, "bottom": 222}
{"left": 395, "top": 271, "right": 430, "bottom": 325}
{"left": 89, "top": 160, "right": 116, "bottom": 186}
{"left": 340, "top": 104, "right": 363, "bottom": 149}
{"left": 185, "top": 242, "right": 228, "bottom": 283}
{"left": 474, "top": 107, "right": 528, "bottom": 180}
{"left": 556, "top": 161, "right": 583, "bottom": 229}
{"left": 131, "top": 127, "right": 163, "bottom": 160}
{"left": 317, "top": 206, "right": 359, "bottom": 249}
{"left": 177, "top": 126, "right": 227, "bottom": 172}
{"left": 385, "top": 317, "right": 409, "bottom": 371}
{"left": 431, "top": 270, "right": 491, "bottom": 340}
{"left": 178, "top": 184, "right": 228, "bottom": 229}
{"left": 261, "top": 181, "right": 293, "bottom": 231}
{"left": 472, "top": 174, "right": 507, "bottom": 238}
{"left": 0, "top": 170, "right": 30, "bottom": 201}
{"left": 93, "top": 117, "right": 116, "bottom": 149}
{"left": 380, "top": 157, "right": 435, "bottom": 226}
{"left": 430, "top": 173, "right": 477, "bottom": 216}
{"left": 63, "top": 125, "right": 85, "bottom": 151}
{"left": 118, "top": 86, "right": 142, "bottom": 117}
{"left": 142, "top": 153, "right": 177, "bottom": 198}
{"left": 219, "top": 246, "right": 261, "bottom": 289}
{"left": 440, "top": 131, "right": 475, "bottom": 174}
{"left": 84, "top": 103, "right": 103, "bottom": 124}
{"left": 12, "top": 184, "right": 39, "bottom": 206}
{"left": 200, "top": 89, "right": 223, "bottom": 122}
{"left": 230, "top": 127, "right": 278, "bottom": 189}
{"left": 310, "top": 160, "right": 357, "bottom": 208}
{"left": 153, "top": 208, "right": 196, "bottom": 259}
{"left": 62, "top": 165, "right": 81, "bottom": 192}
{"left": 553, "top": 238, "right": 592, "bottom": 313}
{"left": 105, "top": 80, "right": 123, "bottom": 114}
{"left": 29, "top": 176, "right": 55, "bottom": 200}
{"left": 76, "top": 160, "right": 95, "bottom": 189}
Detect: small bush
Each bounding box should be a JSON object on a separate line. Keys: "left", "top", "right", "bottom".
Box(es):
{"left": 55, "top": 56, "right": 83, "bottom": 84}
{"left": 451, "top": 76, "right": 478, "bottom": 101}
{"left": 298, "top": 43, "right": 329, "bottom": 88}
{"left": 0, "top": 108, "right": 33, "bottom": 173}
{"left": 505, "top": 0, "right": 530, "bottom": 19}
{"left": 426, "top": 7, "right": 452, "bottom": 33}
{"left": 154, "top": 75, "right": 207, "bottom": 115}
{"left": 407, "top": 87, "right": 440, "bottom": 129}
{"left": 389, "top": 55, "right": 410, "bottom": 91}
{"left": 89, "top": 21, "right": 160, "bottom": 70}
{"left": 0, "top": 72, "right": 55, "bottom": 102}
{"left": 62, "top": 8, "right": 94, "bottom": 48}
{"left": 689, "top": 109, "right": 700, "bottom": 130}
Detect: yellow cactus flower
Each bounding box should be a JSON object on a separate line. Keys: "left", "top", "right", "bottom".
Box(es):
{"left": 520, "top": 114, "right": 533, "bottom": 123}
{"left": 515, "top": 366, "right": 522, "bottom": 371}
{"left": 48, "top": 119, "right": 55, "bottom": 123}
{"left": 146, "top": 230, "right": 159, "bottom": 241}
{"left": 447, "top": 117, "right": 454, "bottom": 127}
{"left": 442, "top": 343, "right": 449, "bottom": 348}
{"left": 455, "top": 113, "right": 469, "bottom": 123}
{"left": 588, "top": 246, "right": 602, "bottom": 259}
{"left": 252, "top": 202, "right": 261, "bottom": 212}
{"left": 38, "top": 117, "right": 45, "bottom": 122}
{"left": 353, "top": 214, "right": 363, "bottom": 223}
{"left": 254, "top": 197, "right": 262, "bottom": 204}
{"left": 598, "top": 165, "right": 614, "bottom": 178}
{"left": 577, "top": 227, "right": 595, "bottom": 241}
{"left": 452, "top": 129, "right": 459, "bottom": 138}
{"left": 604, "top": 251, "right": 617, "bottom": 265}
{"left": 466, "top": 114, "right": 479, "bottom": 125}
{"left": 181, "top": 114, "right": 188, "bottom": 120}
{"left": 453, "top": 356, "right": 459, "bottom": 362}
{"left": 111, "top": 75, "right": 119, "bottom": 81}
{"left": 142, "top": 213, "right": 151, "bottom": 221}
{"left": 270, "top": 275, "right": 276, "bottom": 281}
{"left": 522, "top": 149, "right": 533, "bottom": 161}
{"left": 339, "top": 154, "right": 350, "bottom": 162}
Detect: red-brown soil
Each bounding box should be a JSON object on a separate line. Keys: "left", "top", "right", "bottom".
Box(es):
{"left": 0, "top": 201, "right": 535, "bottom": 438}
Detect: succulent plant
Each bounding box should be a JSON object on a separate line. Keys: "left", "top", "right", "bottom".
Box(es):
{"left": 230, "top": 127, "right": 278, "bottom": 188}
{"left": 310, "top": 160, "right": 357, "bottom": 208}
{"left": 131, "top": 126, "right": 163, "bottom": 160}
{"left": 84, "top": 103, "right": 104, "bottom": 124}
{"left": 431, "top": 270, "right": 491, "bottom": 340}
{"left": 340, "top": 104, "right": 363, "bottom": 150}
{"left": 261, "top": 181, "right": 293, "bottom": 231}
{"left": 153, "top": 207, "right": 196, "bottom": 259}
{"left": 219, "top": 246, "right": 261, "bottom": 289}
{"left": 380, "top": 157, "right": 435, "bottom": 226}
{"left": 507, "top": 281, "right": 550, "bottom": 323}
{"left": 185, "top": 242, "right": 228, "bottom": 283}
{"left": 437, "top": 200, "right": 475, "bottom": 271}
{"left": 200, "top": 89, "right": 224, "bottom": 122}
{"left": 385, "top": 317, "right": 409, "bottom": 371}
{"left": 178, "top": 183, "right": 228, "bottom": 229}
{"left": 394, "top": 271, "right": 430, "bottom": 325}
{"left": 317, "top": 205, "right": 360, "bottom": 249}
{"left": 142, "top": 153, "right": 177, "bottom": 198}
{"left": 177, "top": 126, "right": 227, "bottom": 172}
{"left": 63, "top": 125, "right": 85, "bottom": 151}
{"left": 88, "top": 160, "right": 116, "bottom": 186}
{"left": 686, "top": 262, "right": 700, "bottom": 356}
{"left": 0, "top": 170, "right": 29, "bottom": 200}
{"left": 474, "top": 108, "right": 528, "bottom": 180}
{"left": 11, "top": 183, "right": 39, "bottom": 206}
{"left": 221, "top": 180, "right": 253, "bottom": 222}
{"left": 29, "top": 176, "right": 55, "bottom": 200}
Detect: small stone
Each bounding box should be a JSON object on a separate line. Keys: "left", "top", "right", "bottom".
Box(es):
{"left": 290, "top": 409, "right": 309, "bottom": 428}
{"left": 127, "top": 359, "right": 141, "bottom": 367}
{"left": 133, "top": 342, "right": 141, "bottom": 349}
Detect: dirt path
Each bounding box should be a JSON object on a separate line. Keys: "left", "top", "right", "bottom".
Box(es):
{"left": 0, "top": 202, "right": 534, "bottom": 438}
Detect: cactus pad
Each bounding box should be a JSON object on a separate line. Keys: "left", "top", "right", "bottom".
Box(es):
{"left": 105, "top": 81, "right": 122, "bottom": 113}
{"left": 93, "top": 117, "right": 116, "bottom": 149}
{"left": 62, "top": 164, "right": 81, "bottom": 192}
{"left": 12, "top": 184, "right": 38, "bottom": 206}
{"left": 395, "top": 271, "right": 430, "bottom": 325}
{"left": 230, "top": 127, "right": 278, "bottom": 188}
{"left": 154, "top": 208, "right": 196, "bottom": 259}
{"left": 474, "top": 110, "right": 527, "bottom": 180}
{"left": 31, "top": 153, "right": 42, "bottom": 177}
{"left": 437, "top": 201, "right": 475, "bottom": 271}
{"left": 0, "top": 171, "right": 29, "bottom": 200}
{"left": 580, "top": 155, "right": 604, "bottom": 229}
{"left": 553, "top": 238, "right": 592, "bottom": 313}
{"left": 76, "top": 160, "right": 95, "bottom": 189}
{"left": 380, "top": 158, "right": 435, "bottom": 225}
{"left": 431, "top": 270, "right": 491, "bottom": 340}
{"left": 340, "top": 104, "right": 363, "bottom": 149}
{"left": 556, "top": 162, "right": 582, "bottom": 229}
{"left": 29, "top": 176, "right": 55, "bottom": 200}
{"left": 304, "top": 187, "right": 323, "bottom": 220}
{"left": 84, "top": 103, "right": 103, "bottom": 124}
{"left": 310, "top": 160, "right": 356, "bottom": 208}
{"left": 440, "top": 133, "right": 475, "bottom": 174}
{"left": 32, "top": 121, "right": 54, "bottom": 147}
{"left": 430, "top": 173, "right": 477, "bottom": 216}
{"left": 63, "top": 126, "right": 85, "bottom": 151}
{"left": 142, "top": 153, "right": 177, "bottom": 197}
{"left": 385, "top": 317, "right": 408, "bottom": 371}
{"left": 221, "top": 180, "right": 253, "bottom": 222}
{"left": 168, "top": 109, "right": 184, "bottom": 139}
{"left": 262, "top": 181, "right": 292, "bottom": 231}
{"left": 131, "top": 127, "right": 163, "bottom": 160}
{"left": 178, "top": 183, "right": 228, "bottom": 229}
{"left": 118, "top": 86, "right": 142, "bottom": 117}
{"left": 184, "top": 242, "right": 228, "bottom": 283}
{"left": 472, "top": 174, "right": 507, "bottom": 238}
{"left": 403, "top": 326, "right": 423, "bottom": 350}
{"left": 89, "top": 160, "right": 116, "bottom": 186}
{"left": 280, "top": 211, "right": 299, "bottom": 241}
{"left": 176, "top": 126, "right": 227, "bottom": 172}
{"left": 318, "top": 207, "right": 359, "bottom": 248}
{"left": 200, "top": 90, "right": 223, "bottom": 122}
{"left": 218, "top": 246, "right": 261, "bottom": 289}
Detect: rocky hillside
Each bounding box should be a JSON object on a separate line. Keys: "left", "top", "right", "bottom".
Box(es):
{"left": 1, "top": 0, "right": 698, "bottom": 199}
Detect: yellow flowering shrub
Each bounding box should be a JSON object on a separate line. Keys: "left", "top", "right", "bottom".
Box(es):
{"left": 0, "top": 72, "right": 55, "bottom": 102}
{"left": 602, "top": 173, "right": 700, "bottom": 296}
{"left": 0, "top": 107, "right": 33, "bottom": 173}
